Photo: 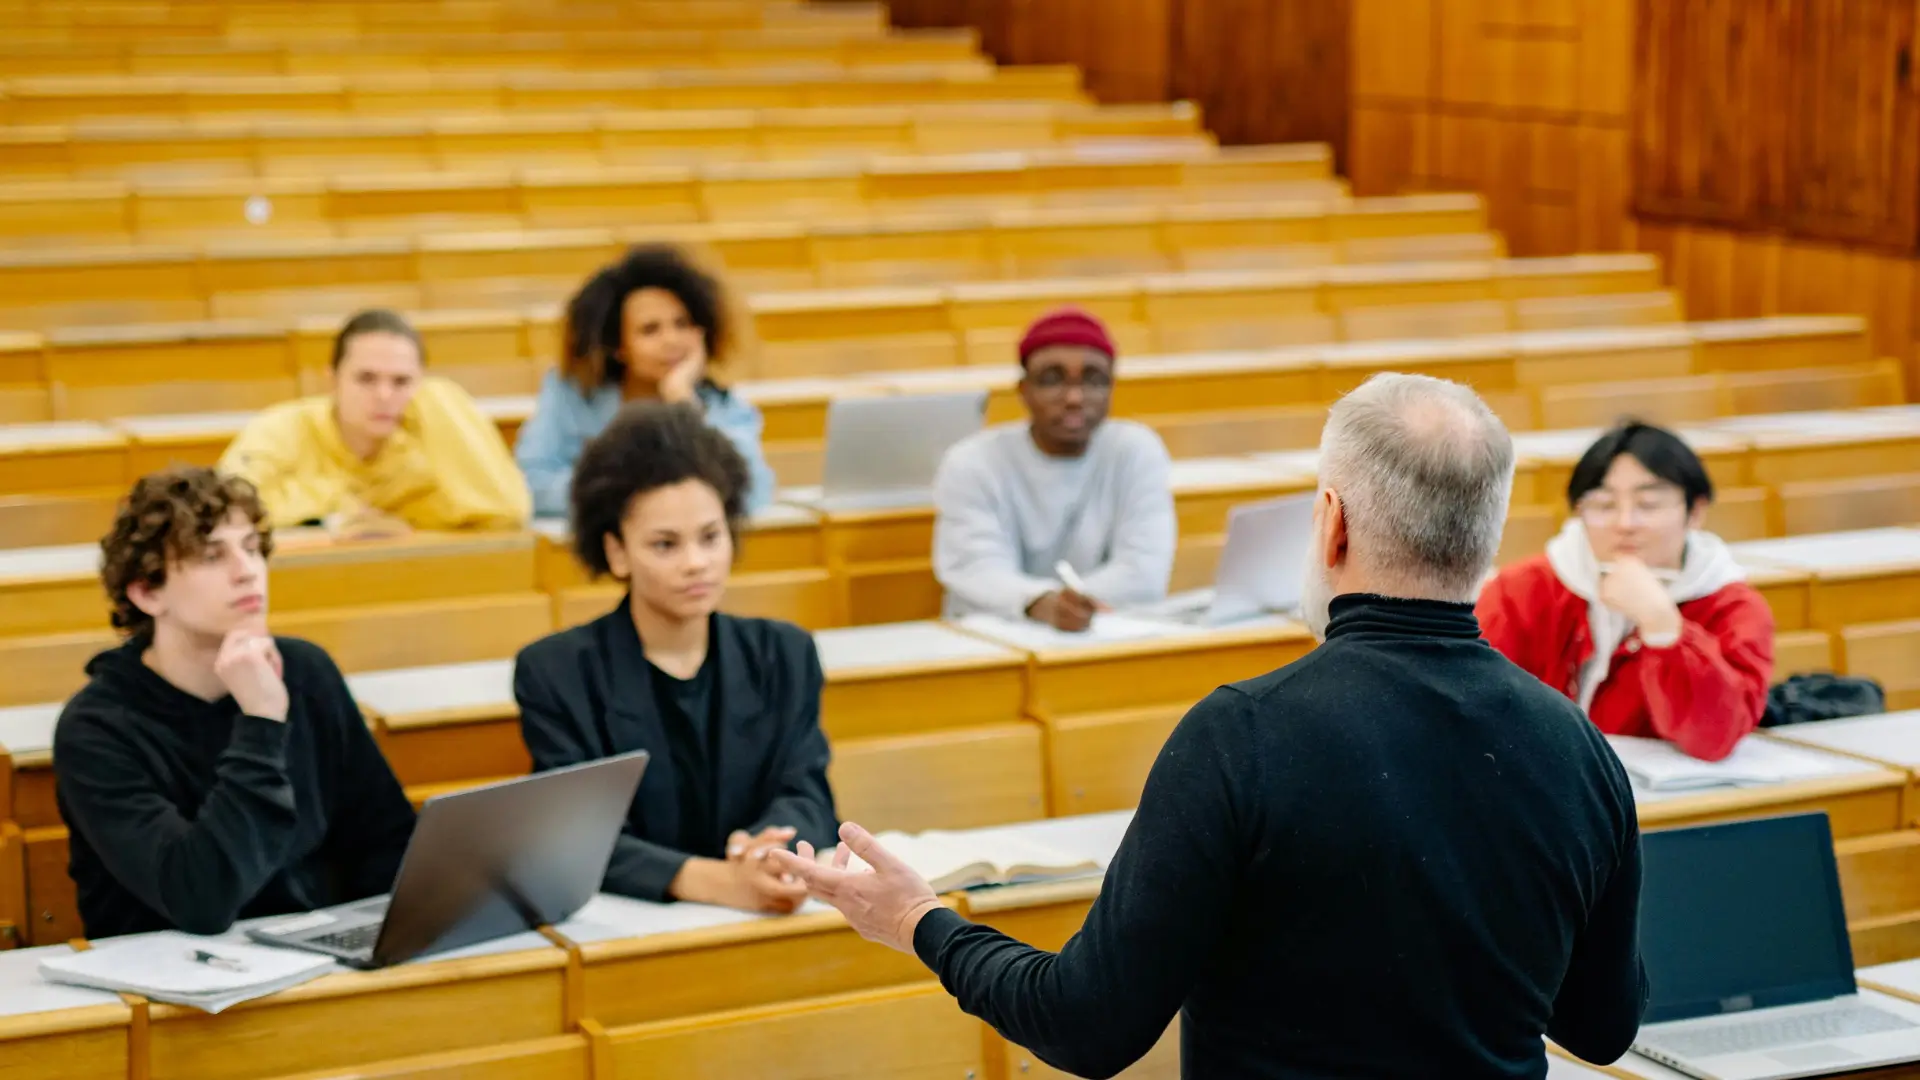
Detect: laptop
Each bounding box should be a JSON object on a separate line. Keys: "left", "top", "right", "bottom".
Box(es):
{"left": 1133, "top": 493, "right": 1315, "bottom": 626}
{"left": 1632, "top": 812, "right": 1920, "bottom": 1079}
{"left": 248, "top": 750, "right": 649, "bottom": 969}
{"left": 819, "top": 390, "right": 988, "bottom": 509}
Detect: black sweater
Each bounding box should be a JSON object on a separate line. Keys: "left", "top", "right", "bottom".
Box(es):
{"left": 513, "top": 600, "right": 838, "bottom": 901}
{"left": 913, "top": 595, "right": 1647, "bottom": 1079}
{"left": 54, "top": 636, "right": 417, "bottom": 939}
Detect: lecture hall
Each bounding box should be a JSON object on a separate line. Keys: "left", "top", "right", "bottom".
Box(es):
{"left": 3, "top": 0, "right": 1920, "bottom": 1077}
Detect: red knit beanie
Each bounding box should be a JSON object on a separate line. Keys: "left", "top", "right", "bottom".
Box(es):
{"left": 1017, "top": 307, "right": 1116, "bottom": 366}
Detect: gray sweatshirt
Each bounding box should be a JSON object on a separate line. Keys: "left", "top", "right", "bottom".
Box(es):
{"left": 932, "top": 420, "right": 1177, "bottom": 619}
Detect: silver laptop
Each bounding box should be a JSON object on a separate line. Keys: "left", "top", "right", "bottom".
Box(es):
{"left": 819, "top": 390, "right": 988, "bottom": 509}
{"left": 1632, "top": 812, "right": 1920, "bottom": 1080}
{"left": 248, "top": 750, "right": 648, "bottom": 969}
{"left": 1135, "top": 493, "right": 1315, "bottom": 626}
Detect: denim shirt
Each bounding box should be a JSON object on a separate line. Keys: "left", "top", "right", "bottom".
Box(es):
{"left": 515, "top": 369, "right": 776, "bottom": 518}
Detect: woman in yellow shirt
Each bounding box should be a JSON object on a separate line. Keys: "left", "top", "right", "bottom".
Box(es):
{"left": 219, "top": 310, "right": 531, "bottom": 532}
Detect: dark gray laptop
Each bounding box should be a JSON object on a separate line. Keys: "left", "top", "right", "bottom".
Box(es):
{"left": 247, "top": 750, "right": 649, "bottom": 969}
{"left": 1632, "top": 812, "right": 1920, "bottom": 1080}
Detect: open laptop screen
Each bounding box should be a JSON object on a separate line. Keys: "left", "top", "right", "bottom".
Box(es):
{"left": 1640, "top": 812, "right": 1857, "bottom": 1024}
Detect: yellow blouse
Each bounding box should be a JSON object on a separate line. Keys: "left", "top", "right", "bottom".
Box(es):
{"left": 218, "top": 377, "right": 531, "bottom": 530}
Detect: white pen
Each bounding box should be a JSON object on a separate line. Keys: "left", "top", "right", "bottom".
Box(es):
{"left": 1053, "top": 560, "right": 1092, "bottom": 596}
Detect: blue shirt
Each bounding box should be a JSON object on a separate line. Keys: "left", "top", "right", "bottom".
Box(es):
{"left": 515, "top": 369, "right": 777, "bottom": 518}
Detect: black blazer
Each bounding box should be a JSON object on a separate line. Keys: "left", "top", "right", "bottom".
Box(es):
{"left": 512, "top": 599, "right": 838, "bottom": 901}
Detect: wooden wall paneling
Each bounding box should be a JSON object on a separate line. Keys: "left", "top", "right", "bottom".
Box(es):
{"left": 1348, "top": 105, "right": 1432, "bottom": 196}
{"left": 1777, "top": 0, "right": 1920, "bottom": 249}
{"left": 1631, "top": 0, "right": 1788, "bottom": 227}
{"left": 1574, "top": 123, "right": 1632, "bottom": 250}
{"left": 1351, "top": 0, "right": 1435, "bottom": 102}
{"left": 1575, "top": 0, "right": 1634, "bottom": 119}
{"left": 1169, "top": 0, "right": 1352, "bottom": 156}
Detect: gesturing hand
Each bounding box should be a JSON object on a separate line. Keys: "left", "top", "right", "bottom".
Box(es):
{"left": 1598, "top": 555, "right": 1681, "bottom": 639}
{"left": 215, "top": 628, "right": 288, "bottom": 723}
{"left": 768, "top": 822, "right": 943, "bottom": 954}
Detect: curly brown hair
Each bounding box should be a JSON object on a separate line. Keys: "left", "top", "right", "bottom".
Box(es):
{"left": 100, "top": 467, "right": 274, "bottom": 637}
{"left": 559, "top": 243, "right": 740, "bottom": 392}
{"left": 570, "top": 401, "right": 749, "bottom": 578}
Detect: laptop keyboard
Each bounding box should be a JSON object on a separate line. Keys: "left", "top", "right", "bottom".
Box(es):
{"left": 1651, "top": 1005, "right": 1916, "bottom": 1058}
{"left": 307, "top": 923, "right": 382, "bottom": 956}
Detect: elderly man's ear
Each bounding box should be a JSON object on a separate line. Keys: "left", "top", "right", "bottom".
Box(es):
{"left": 1315, "top": 488, "right": 1350, "bottom": 571}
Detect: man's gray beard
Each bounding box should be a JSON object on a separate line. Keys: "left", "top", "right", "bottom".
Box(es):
{"left": 1300, "top": 559, "right": 1334, "bottom": 642}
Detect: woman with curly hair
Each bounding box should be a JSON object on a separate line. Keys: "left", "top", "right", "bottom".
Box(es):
{"left": 53, "top": 466, "right": 415, "bottom": 938}
{"left": 515, "top": 244, "right": 777, "bottom": 517}
{"left": 513, "top": 402, "right": 835, "bottom": 913}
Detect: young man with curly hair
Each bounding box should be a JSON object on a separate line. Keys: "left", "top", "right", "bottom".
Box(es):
{"left": 513, "top": 401, "right": 836, "bottom": 913}
{"left": 54, "top": 467, "right": 416, "bottom": 938}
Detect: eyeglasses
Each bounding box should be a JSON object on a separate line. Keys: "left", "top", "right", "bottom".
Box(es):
{"left": 1027, "top": 369, "right": 1113, "bottom": 396}
{"left": 1575, "top": 492, "right": 1688, "bottom": 524}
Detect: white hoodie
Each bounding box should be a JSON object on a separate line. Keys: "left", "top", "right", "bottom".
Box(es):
{"left": 1543, "top": 520, "right": 1748, "bottom": 712}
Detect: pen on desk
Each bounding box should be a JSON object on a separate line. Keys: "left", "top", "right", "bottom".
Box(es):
{"left": 1053, "top": 560, "right": 1092, "bottom": 596}
{"left": 187, "top": 949, "right": 248, "bottom": 973}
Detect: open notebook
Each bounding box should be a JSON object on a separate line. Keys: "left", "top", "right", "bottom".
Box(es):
{"left": 841, "top": 827, "right": 1104, "bottom": 892}
{"left": 38, "top": 934, "right": 334, "bottom": 1013}
{"left": 1606, "top": 734, "right": 1854, "bottom": 792}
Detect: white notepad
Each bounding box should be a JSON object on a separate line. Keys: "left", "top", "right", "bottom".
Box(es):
{"left": 38, "top": 934, "right": 334, "bottom": 1014}
{"left": 1606, "top": 735, "right": 1856, "bottom": 792}
{"left": 955, "top": 612, "right": 1189, "bottom": 651}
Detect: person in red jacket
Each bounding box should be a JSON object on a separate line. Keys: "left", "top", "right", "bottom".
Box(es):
{"left": 1478, "top": 421, "right": 1773, "bottom": 761}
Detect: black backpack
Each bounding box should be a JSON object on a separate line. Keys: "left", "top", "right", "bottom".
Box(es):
{"left": 1761, "top": 674, "right": 1887, "bottom": 728}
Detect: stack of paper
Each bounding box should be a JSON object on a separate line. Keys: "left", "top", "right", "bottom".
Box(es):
{"left": 38, "top": 933, "right": 335, "bottom": 1013}
{"left": 1606, "top": 735, "right": 1853, "bottom": 793}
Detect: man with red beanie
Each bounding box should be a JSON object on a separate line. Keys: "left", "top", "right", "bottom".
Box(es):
{"left": 931, "top": 307, "right": 1175, "bottom": 630}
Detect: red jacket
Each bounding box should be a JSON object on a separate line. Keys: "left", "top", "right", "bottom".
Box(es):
{"left": 1476, "top": 555, "right": 1775, "bottom": 762}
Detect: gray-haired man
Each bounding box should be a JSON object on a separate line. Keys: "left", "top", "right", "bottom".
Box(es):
{"left": 776, "top": 373, "right": 1647, "bottom": 1079}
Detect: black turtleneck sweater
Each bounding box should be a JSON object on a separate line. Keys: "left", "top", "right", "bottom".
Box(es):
{"left": 54, "top": 636, "right": 417, "bottom": 939}
{"left": 913, "top": 595, "right": 1648, "bottom": 1079}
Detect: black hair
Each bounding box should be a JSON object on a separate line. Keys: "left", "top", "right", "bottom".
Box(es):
{"left": 1566, "top": 419, "right": 1714, "bottom": 510}
{"left": 560, "top": 243, "right": 730, "bottom": 391}
{"left": 331, "top": 308, "right": 424, "bottom": 370}
{"left": 569, "top": 401, "right": 750, "bottom": 577}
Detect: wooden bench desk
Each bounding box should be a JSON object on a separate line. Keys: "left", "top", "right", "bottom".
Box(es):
{"left": 0, "top": 422, "right": 126, "bottom": 498}
{"left": 0, "top": 705, "right": 72, "bottom": 946}
{"left": 1716, "top": 412, "right": 1920, "bottom": 491}
{"left": 1771, "top": 713, "right": 1920, "bottom": 829}
{"left": 1633, "top": 742, "right": 1907, "bottom": 839}
{"left": 0, "top": 704, "right": 58, "bottom": 950}
{"left": 0, "top": 944, "right": 132, "bottom": 1080}
{"left": 1731, "top": 529, "right": 1920, "bottom": 631}
{"left": 1692, "top": 315, "right": 1873, "bottom": 373}
{"left": 111, "top": 410, "right": 252, "bottom": 477}
{"left": 348, "top": 659, "right": 526, "bottom": 790}
{"left": 817, "top": 621, "right": 1038, "bottom": 830}
{"left": 0, "top": 530, "right": 540, "bottom": 638}
{"left": 956, "top": 617, "right": 1315, "bottom": 815}
{"left": 136, "top": 927, "right": 569, "bottom": 1080}
{"left": 551, "top": 893, "right": 948, "bottom": 1030}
